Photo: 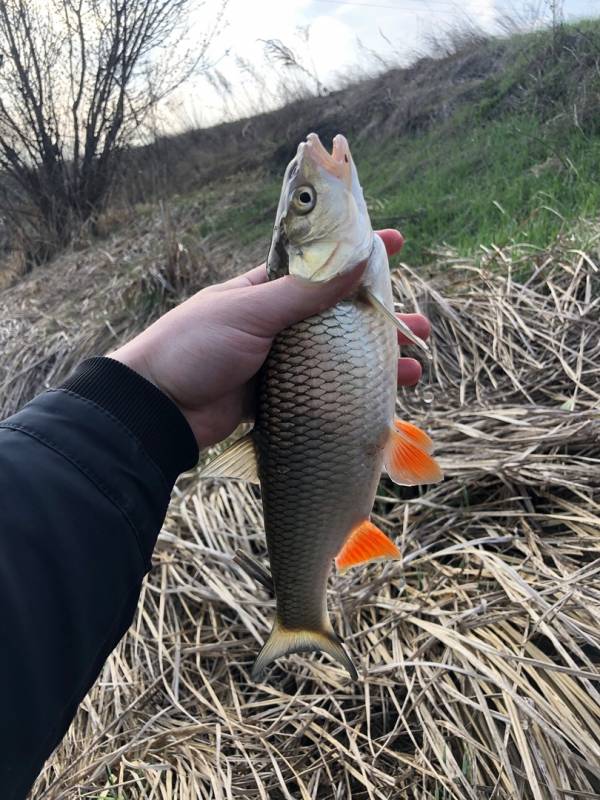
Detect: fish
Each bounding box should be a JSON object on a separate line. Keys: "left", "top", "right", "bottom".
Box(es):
{"left": 202, "top": 133, "right": 443, "bottom": 681}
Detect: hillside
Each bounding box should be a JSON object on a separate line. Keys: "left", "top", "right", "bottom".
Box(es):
{"left": 1, "top": 17, "right": 600, "bottom": 800}
{"left": 120, "top": 18, "right": 600, "bottom": 266}
{"left": 22, "top": 229, "right": 600, "bottom": 800}
{"left": 1, "top": 19, "right": 599, "bottom": 291}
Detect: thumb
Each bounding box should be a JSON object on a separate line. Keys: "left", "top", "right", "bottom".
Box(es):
{"left": 246, "top": 260, "right": 368, "bottom": 335}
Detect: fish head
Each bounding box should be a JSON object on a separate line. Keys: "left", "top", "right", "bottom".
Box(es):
{"left": 267, "top": 133, "right": 373, "bottom": 282}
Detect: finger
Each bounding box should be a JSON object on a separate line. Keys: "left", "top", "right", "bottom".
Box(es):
{"left": 376, "top": 229, "right": 404, "bottom": 257}
{"left": 397, "top": 313, "right": 430, "bottom": 345}
{"left": 234, "top": 264, "right": 269, "bottom": 287}
{"left": 240, "top": 260, "right": 368, "bottom": 335}
{"left": 398, "top": 357, "right": 422, "bottom": 386}
{"left": 212, "top": 263, "right": 268, "bottom": 292}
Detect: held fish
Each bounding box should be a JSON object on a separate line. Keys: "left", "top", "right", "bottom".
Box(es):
{"left": 203, "top": 133, "right": 443, "bottom": 680}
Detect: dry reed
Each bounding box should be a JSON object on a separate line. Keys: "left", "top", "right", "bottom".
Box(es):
{"left": 2, "top": 219, "right": 599, "bottom": 799}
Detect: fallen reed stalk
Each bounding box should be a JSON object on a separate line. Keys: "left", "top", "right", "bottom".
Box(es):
{"left": 2, "top": 218, "right": 599, "bottom": 799}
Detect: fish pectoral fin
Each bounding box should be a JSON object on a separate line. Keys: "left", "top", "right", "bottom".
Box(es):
{"left": 364, "top": 288, "right": 432, "bottom": 360}
{"left": 384, "top": 419, "right": 444, "bottom": 486}
{"left": 335, "top": 520, "right": 400, "bottom": 573}
{"left": 394, "top": 419, "right": 434, "bottom": 453}
{"left": 199, "top": 434, "right": 259, "bottom": 484}
{"left": 252, "top": 621, "right": 358, "bottom": 682}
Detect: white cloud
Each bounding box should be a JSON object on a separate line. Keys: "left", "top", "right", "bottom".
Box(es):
{"left": 166, "top": 0, "right": 594, "bottom": 129}
{"left": 303, "top": 15, "right": 357, "bottom": 79}
{"left": 462, "top": 0, "right": 498, "bottom": 27}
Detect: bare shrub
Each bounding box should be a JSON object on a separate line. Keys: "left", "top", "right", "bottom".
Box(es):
{"left": 0, "top": 0, "right": 224, "bottom": 268}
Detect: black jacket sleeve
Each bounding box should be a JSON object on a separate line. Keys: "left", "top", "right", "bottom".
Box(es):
{"left": 0, "top": 357, "right": 198, "bottom": 799}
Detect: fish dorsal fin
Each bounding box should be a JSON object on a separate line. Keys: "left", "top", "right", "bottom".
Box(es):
{"left": 384, "top": 419, "right": 443, "bottom": 486}
{"left": 335, "top": 520, "right": 400, "bottom": 573}
{"left": 199, "top": 434, "right": 259, "bottom": 484}
{"left": 364, "top": 288, "right": 432, "bottom": 360}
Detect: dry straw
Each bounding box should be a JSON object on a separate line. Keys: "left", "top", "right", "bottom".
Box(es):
{"left": 2, "top": 218, "right": 599, "bottom": 799}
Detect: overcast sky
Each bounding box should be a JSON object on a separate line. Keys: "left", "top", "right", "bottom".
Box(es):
{"left": 168, "top": 0, "right": 599, "bottom": 128}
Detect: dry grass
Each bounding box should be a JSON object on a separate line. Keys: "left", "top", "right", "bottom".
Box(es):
{"left": 2, "top": 221, "right": 599, "bottom": 799}
{"left": 0, "top": 207, "right": 250, "bottom": 419}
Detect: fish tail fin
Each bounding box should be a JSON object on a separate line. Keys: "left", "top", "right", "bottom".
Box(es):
{"left": 252, "top": 620, "right": 358, "bottom": 682}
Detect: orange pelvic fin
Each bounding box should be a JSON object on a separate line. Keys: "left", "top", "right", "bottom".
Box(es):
{"left": 384, "top": 419, "right": 444, "bottom": 486}
{"left": 335, "top": 520, "right": 400, "bottom": 573}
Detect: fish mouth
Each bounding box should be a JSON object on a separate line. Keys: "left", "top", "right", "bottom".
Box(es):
{"left": 299, "top": 133, "right": 352, "bottom": 181}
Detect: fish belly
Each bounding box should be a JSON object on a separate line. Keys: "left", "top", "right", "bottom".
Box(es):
{"left": 254, "top": 297, "right": 396, "bottom": 632}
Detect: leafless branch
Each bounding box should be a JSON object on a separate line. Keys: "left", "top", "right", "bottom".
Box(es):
{"left": 0, "top": 0, "right": 225, "bottom": 266}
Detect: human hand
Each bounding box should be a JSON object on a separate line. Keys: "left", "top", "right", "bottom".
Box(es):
{"left": 110, "top": 230, "right": 430, "bottom": 449}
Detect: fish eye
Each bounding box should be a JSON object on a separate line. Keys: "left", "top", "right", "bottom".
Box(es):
{"left": 292, "top": 185, "right": 316, "bottom": 214}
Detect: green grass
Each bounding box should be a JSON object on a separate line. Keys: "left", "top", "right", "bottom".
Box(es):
{"left": 357, "top": 114, "right": 600, "bottom": 263}
{"left": 189, "top": 113, "right": 600, "bottom": 267}
{"left": 189, "top": 176, "right": 281, "bottom": 247}
{"left": 171, "top": 18, "right": 600, "bottom": 267}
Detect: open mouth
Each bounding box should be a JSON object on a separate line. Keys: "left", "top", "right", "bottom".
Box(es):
{"left": 301, "top": 133, "right": 351, "bottom": 179}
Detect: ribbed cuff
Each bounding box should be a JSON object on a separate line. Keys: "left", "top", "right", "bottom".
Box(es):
{"left": 60, "top": 357, "right": 199, "bottom": 485}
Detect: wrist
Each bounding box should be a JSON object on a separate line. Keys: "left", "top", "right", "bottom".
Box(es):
{"left": 109, "top": 342, "right": 208, "bottom": 449}
{"left": 109, "top": 340, "right": 156, "bottom": 389}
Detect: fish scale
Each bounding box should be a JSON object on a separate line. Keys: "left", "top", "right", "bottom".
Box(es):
{"left": 253, "top": 296, "right": 396, "bottom": 634}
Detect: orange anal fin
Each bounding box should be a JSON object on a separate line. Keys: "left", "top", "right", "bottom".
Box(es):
{"left": 335, "top": 520, "right": 400, "bottom": 573}
{"left": 394, "top": 419, "right": 434, "bottom": 454}
{"left": 385, "top": 422, "right": 443, "bottom": 486}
